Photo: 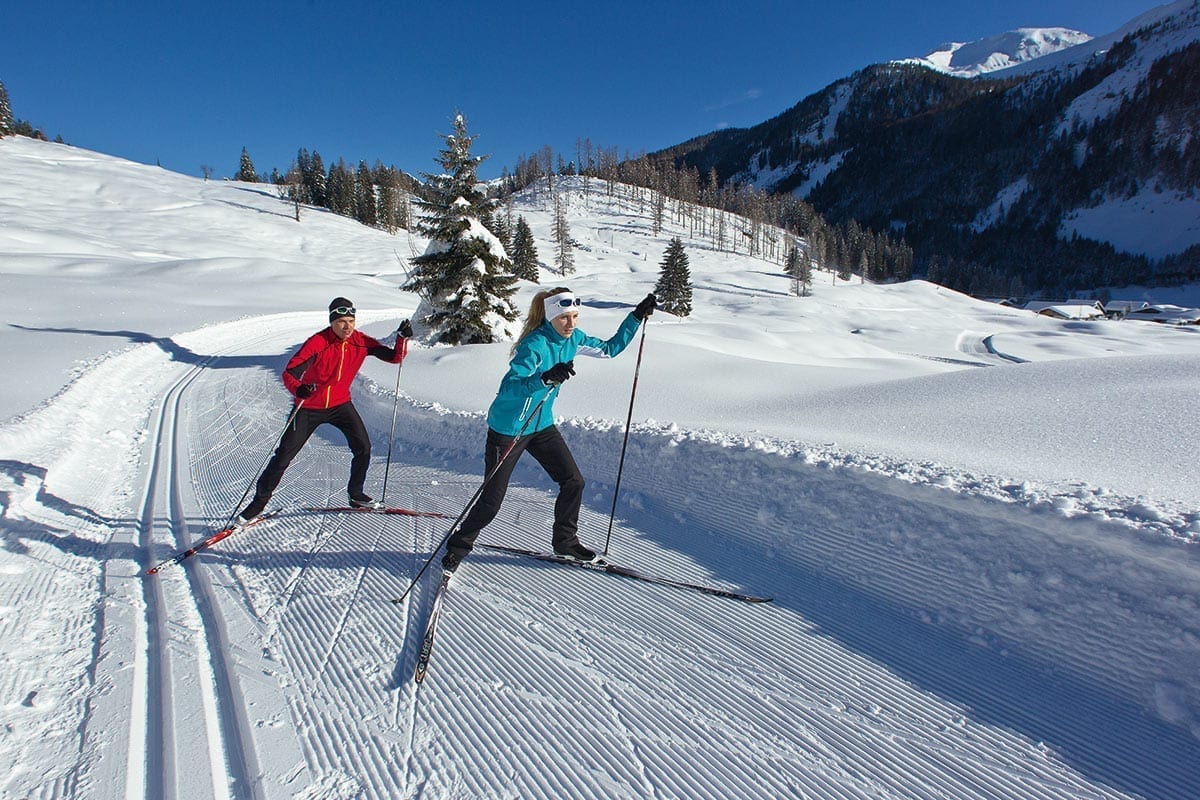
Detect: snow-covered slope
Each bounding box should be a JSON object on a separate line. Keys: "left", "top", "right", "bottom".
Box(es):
{"left": 2, "top": 137, "right": 1199, "bottom": 799}
{"left": 899, "top": 27, "right": 1093, "bottom": 78}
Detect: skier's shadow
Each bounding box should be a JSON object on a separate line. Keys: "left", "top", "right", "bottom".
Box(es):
{"left": 384, "top": 580, "right": 435, "bottom": 691}
{"left": 8, "top": 324, "right": 288, "bottom": 371}
{"left": 0, "top": 459, "right": 134, "bottom": 560}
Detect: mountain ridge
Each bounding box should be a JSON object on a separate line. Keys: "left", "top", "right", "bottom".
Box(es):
{"left": 898, "top": 27, "right": 1094, "bottom": 78}
{"left": 648, "top": 0, "right": 1200, "bottom": 295}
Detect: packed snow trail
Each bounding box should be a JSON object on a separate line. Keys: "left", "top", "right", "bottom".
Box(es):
{"left": 183, "top": 316, "right": 1200, "bottom": 799}
{"left": 1, "top": 313, "right": 1198, "bottom": 799}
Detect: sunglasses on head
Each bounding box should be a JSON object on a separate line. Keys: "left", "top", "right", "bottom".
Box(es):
{"left": 331, "top": 306, "right": 356, "bottom": 317}
{"left": 554, "top": 297, "right": 582, "bottom": 309}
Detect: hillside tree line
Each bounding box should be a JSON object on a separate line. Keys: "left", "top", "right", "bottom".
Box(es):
{"left": 500, "top": 139, "right": 914, "bottom": 285}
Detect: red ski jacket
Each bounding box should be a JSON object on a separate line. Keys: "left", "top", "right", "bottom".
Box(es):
{"left": 282, "top": 328, "right": 407, "bottom": 410}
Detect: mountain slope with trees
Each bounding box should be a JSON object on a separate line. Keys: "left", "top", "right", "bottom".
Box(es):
{"left": 649, "top": 0, "right": 1200, "bottom": 296}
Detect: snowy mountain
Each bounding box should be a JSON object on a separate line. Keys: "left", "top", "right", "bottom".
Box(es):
{"left": 995, "top": 0, "right": 1198, "bottom": 78}
{"left": 898, "top": 27, "right": 1094, "bottom": 78}
{"left": 652, "top": 0, "right": 1200, "bottom": 296}
{"left": 2, "top": 136, "right": 1199, "bottom": 799}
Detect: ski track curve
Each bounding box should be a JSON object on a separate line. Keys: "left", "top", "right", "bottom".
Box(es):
{"left": 3, "top": 312, "right": 1198, "bottom": 799}
{"left": 955, "top": 330, "right": 1028, "bottom": 364}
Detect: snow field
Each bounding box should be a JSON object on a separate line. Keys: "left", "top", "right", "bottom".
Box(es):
{"left": 3, "top": 138, "right": 1200, "bottom": 798}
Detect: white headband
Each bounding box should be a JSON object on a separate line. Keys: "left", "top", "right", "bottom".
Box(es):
{"left": 544, "top": 292, "right": 581, "bottom": 320}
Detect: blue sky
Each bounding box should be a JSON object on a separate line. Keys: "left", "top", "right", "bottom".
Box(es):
{"left": 1, "top": 0, "right": 1165, "bottom": 181}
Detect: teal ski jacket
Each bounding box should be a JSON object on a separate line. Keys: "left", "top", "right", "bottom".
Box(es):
{"left": 486, "top": 313, "right": 642, "bottom": 436}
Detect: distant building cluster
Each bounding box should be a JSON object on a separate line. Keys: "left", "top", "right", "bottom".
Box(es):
{"left": 995, "top": 298, "right": 1200, "bottom": 324}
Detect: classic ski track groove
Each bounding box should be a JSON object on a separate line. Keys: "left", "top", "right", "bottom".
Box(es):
{"left": 138, "top": 328, "right": 284, "bottom": 800}
{"left": 139, "top": 354, "right": 242, "bottom": 799}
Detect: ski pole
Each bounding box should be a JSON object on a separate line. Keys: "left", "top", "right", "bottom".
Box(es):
{"left": 222, "top": 400, "right": 304, "bottom": 529}
{"left": 379, "top": 343, "right": 406, "bottom": 504}
{"left": 603, "top": 319, "right": 648, "bottom": 555}
{"left": 391, "top": 386, "right": 558, "bottom": 605}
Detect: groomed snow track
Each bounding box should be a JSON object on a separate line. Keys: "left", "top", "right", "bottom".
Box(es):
{"left": 5, "top": 314, "right": 1199, "bottom": 799}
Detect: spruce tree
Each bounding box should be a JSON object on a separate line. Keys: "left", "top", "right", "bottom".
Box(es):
{"left": 355, "top": 161, "right": 377, "bottom": 226}
{"left": 510, "top": 216, "right": 540, "bottom": 282}
{"left": 327, "top": 159, "right": 355, "bottom": 216}
{"left": 404, "top": 113, "right": 519, "bottom": 344}
{"left": 654, "top": 237, "right": 693, "bottom": 316}
{"left": 786, "top": 245, "right": 813, "bottom": 296}
{"left": 488, "top": 212, "right": 513, "bottom": 257}
{"left": 376, "top": 166, "right": 401, "bottom": 233}
{"left": 235, "top": 147, "right": 259, "bottom": 182}
{"left": 0, "top": 80, "right": 14, "bottom": 137}
{"left": 302, "top": 149, "right": 328, "bottom": 207}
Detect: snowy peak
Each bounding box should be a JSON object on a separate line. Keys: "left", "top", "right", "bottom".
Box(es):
{"left": 901, "top": 27, "right": 1094, "bottom": 77}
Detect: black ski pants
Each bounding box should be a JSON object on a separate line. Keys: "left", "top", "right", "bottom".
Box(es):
{"left": 446, "top": 425, "right": 584, "bottom": 555}
{"left": 248, "top": 402, "right": 371, "bottom": 513}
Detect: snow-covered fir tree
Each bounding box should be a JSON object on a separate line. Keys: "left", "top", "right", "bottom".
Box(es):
{"left": 0, "top": 80, "right": 14, "bottom": 138}
{"left": 510, "top": 216, "right": 540, "bottom": 282}
{"left": 235, "top": 147, "right": 258, "bottom": 182}
{"left": 404, "top": 113, "right": 520, "bottom": 344}
{"left": 487, "top": 211, "right": 513, "bottom": 256}
{"left": 654, "top": 237, "right": 693, "bottom": 316}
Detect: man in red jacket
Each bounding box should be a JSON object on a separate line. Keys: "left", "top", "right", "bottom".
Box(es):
{"left": 235, "top": 297, "right": 412, "bottom": 527}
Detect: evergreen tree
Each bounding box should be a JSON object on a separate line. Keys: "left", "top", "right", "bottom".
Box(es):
{"left": 488, "top": 212, "right": 513, "bottom": 256}
{"left": 355, "top": 160, "right": 377, "bottom": 226}
{"left": 404, "top": 113, "right": 519, "bottom": 344}
{"left": 786, "top": 245, "right": 813, "bottom": 296}
{"left": 0, "top": 80, "right": 14, "bottom": 137}
{"left": 376, "top": 165, "right": 402, "bottom": 233}
{"left": 235, "top": 147, "right": 259, "bottom": 182}
{"left": 654, "top": 237, "right": 693, "bottom": 316}
{"left": 301, "top": 149, "right": 327, "bottom": 207}
{"left": 510, "top": 216, "right": 540, "bottom": 282}
{"left": 327, "top": 158, "right": 355, "bottom": 216}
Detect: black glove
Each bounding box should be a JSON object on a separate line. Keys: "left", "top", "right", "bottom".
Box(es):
{"left": 296, "top": 383, "right": 318, "bottom": 399}
{"left": 541, "top": 361, "right": 575, "bottom": 386}
{"left": 397, "top": 319, "right": 413, "bottom": 339}
{"left": 633, "top": 293, "right": 657, "bottom": 321}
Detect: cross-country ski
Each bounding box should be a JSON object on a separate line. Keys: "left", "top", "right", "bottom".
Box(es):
{"left": 412, "top": 572, "right": 452, "bottom": 684}
{"left": 478, "top": 543, "right": 772, "bottom": 603}
{"left": 145, "top": 510, "right": 280, "bottom": 575}
{"left": 303, "top": 505, "right": 446, "bottom": 517}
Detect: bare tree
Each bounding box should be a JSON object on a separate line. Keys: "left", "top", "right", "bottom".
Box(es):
{"left": 553, "top": 194, "right": 574, "bottom": 275}
{"left": 277, "top": 162, "right": 302, "bottom": 221}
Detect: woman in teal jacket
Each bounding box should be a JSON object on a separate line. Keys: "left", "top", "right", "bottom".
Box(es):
{"left": 442, "top": 287, "right": 657, "bottom": 572}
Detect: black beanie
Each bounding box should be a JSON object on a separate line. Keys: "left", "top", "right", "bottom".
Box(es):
{"left": 329, "top": 297, "right": 355, "bottom": 322}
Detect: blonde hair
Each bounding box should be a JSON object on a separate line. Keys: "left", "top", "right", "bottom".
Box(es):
{"left": 512, "top": 287, "right": 571, "bottom": 356}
